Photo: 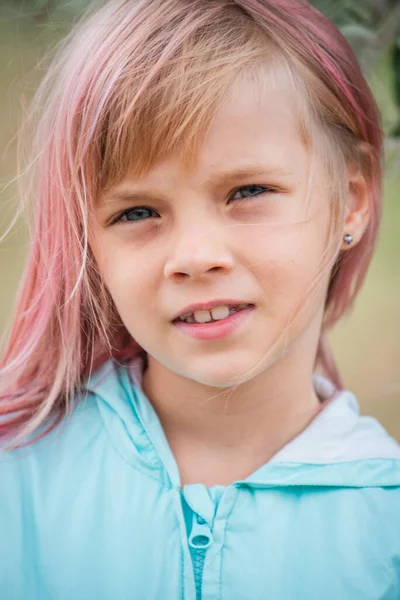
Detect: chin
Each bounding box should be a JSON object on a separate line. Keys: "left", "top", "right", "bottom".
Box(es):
{"left": 183, "top": 355, "right": 266, "bottom": 389}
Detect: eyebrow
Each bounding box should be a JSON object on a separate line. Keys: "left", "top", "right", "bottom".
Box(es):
{"left": 100, "top": 165, "right": 292, "bottom": 206}
{"left": 205, "top": 165, "right": 292, "bottom": 188}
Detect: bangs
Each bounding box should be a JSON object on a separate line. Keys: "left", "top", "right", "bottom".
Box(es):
{"left": 83, "top": 5, "right": 311, "bottom": 194}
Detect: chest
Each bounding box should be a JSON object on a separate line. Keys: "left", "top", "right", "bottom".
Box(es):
{"left": 2, "top": 474, "right": 399, "bottom": 600}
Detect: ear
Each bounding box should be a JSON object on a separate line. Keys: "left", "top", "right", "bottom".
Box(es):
{"left": 341, "top": 160, "right": 370, "bottom": 250}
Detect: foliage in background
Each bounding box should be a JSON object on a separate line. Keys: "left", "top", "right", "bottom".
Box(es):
{"left": 312, "top": 0, "right": 400, "bottom": 137}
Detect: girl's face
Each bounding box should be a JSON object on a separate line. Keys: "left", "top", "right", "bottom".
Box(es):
{"left": 92, "top": 78, "right": 334, "bottom": 387}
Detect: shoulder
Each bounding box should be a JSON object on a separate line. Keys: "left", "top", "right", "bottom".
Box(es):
{"left": 0, "top": 359, "right": 128, "bottom": 460}
{"left": 0, "top": 359, "right": 139, "bottom": 489}
{"left": 0, "top": 386, "right": 105, "bottom": 491}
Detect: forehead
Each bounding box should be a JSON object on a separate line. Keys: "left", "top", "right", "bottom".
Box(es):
{"left": 196, "top": 75, "right": 306, "bottom": 165}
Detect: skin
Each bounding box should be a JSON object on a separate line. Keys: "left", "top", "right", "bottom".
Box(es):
{"left": 92, "top": 77, "right": 369, "bottom": 486}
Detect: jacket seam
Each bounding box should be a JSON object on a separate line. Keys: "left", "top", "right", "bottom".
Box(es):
{"left": 93, "top": 398, "right": 171, "bottom": 488}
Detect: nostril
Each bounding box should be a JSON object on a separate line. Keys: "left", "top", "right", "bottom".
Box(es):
{"left": 208, "top": 266, "right": 223, "bottom": 273}
{"left": 164, "top": 250, "right": 234, "bottom": 280}
{"left": 173, "top": 272, "right": 190, "bottom": 281}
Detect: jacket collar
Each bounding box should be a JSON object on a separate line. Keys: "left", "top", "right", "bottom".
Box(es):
{"left": 85, "top": 358, "right": 400, "bottom": 489}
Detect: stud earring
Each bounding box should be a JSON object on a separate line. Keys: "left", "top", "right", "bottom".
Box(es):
{"left": 343, "top": 233, "right": 353, "bottom": 245}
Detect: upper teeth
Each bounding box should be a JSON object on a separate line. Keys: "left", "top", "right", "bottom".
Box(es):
{"left": 179, "top": 304, "right": 250, "bottom": 324}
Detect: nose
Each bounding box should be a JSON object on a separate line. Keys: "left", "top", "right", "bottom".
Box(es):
{"left": 163, "top": 223, "right": 234, "bottom": 281}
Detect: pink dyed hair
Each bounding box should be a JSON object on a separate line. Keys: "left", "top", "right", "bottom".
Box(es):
{"left": 0, "top": 0, "right": 383, "bottom": 447}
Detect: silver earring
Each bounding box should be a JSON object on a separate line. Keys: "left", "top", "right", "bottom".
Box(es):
{"left": 343, "top": 233, "right": 353, "bottom": 245}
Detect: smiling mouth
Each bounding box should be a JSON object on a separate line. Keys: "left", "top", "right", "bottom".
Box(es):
{"left": 174, "top": 303, "right": 254, "bottom": 325}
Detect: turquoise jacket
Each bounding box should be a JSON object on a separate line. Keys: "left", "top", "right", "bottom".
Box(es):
{"left": 1, "top": 358, "right": 400, "bottom": 600}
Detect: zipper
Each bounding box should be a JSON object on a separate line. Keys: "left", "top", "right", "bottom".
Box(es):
{"left": 188, "top": 512, "right": 213, "bottom": 600}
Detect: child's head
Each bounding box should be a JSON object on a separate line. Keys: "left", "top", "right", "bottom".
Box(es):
{"left": 0, "top": 0, "right": 383, "bottom": 443}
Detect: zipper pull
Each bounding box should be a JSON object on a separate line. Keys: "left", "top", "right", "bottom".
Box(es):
{"left": 188, "top": 513, "right": 213, "bottom": 550}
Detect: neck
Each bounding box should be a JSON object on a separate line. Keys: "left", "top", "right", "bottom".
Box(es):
{"left": 142, "top": 350, "right": 325, "bottom": 487}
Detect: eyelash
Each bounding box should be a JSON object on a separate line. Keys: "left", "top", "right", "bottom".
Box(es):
{"left": 111, "top": 184, "right": 278, "bottom": 225}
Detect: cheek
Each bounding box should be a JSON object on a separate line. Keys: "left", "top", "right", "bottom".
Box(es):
{"left": 244, "top": 221, "right": 331, "bottom": 299}
{"left": 92, "top": 240, "right": 157, "bottom": 319}
{"left": 109, "top": 265, "right": 156, "bottom": 312}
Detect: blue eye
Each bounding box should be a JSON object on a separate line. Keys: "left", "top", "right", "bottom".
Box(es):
{"left": 229, "top": 185, "right": 275, "bottom": 201}
{"left": 111, "top": 184, "right": 277, "bottom": 224}
{"left": 113, "top": 206, "right": 160, "bottom": 223}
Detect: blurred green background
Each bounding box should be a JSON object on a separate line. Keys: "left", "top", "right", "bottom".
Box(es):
{"left": 0, "top": 0, "right": 399, "bottom": 437}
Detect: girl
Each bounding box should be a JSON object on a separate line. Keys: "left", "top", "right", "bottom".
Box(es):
{"left": 1, "top": 0, "right": 399, "bottom": 598}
